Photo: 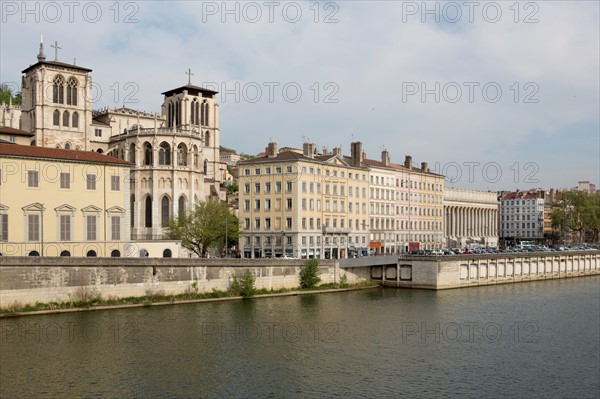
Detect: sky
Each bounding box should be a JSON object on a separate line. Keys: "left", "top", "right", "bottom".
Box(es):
{"left": 1, "top": 0, "right": 598, "bottom": 192}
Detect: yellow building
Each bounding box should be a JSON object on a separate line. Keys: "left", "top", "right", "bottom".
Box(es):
{"left": 0, "top": 143, "right": 131, "bottom": 257}
{"left": 238, "top": 142, "right": 370, "bottom": 259}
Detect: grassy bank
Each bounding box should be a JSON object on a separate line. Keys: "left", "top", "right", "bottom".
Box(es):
{"left": 0, "top": 281, "right": 377, "bottom": 317}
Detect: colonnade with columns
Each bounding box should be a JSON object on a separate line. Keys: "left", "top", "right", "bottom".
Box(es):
{"left": 445, "top": 205, "right": 499, "bottom": 247}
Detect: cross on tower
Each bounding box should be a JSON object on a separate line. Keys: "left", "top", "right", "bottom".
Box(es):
{"left": 51, "top": 41, "right": 61, "bottom": 61}
{"left": 186, "top": 68, "right": 194, "bottom": 85}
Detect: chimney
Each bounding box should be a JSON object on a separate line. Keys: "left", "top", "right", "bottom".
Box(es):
{"left": 421, "top": 162, "right": 429, "bottom": 172}
{"left": 333, "top": 147, "right": 341, "bottom": 156}
{"left": 404, "top": 155, "right": 412, "bottom": 168}
{"left": 267, "top": 142, "right": 278, "bottom": 158}
{"left": 303, "top": 142, "right": 315, "bottom": 158}
{"left": 382, "top": 150, "right": 390, "bottom": 166}
{"left": 350, "top": 141, "right": 363, "bottom": 167}
{"left": 362, "top": 152, "right": 366, "bottom": 161}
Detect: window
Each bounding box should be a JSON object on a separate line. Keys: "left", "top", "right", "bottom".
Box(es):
{"left": 265, "top": 218, "right": 271, "bottom": 230}
{"left": 159, "top": 142, "right": 171, "bottom": 165}
{"left": 86, "top": 174, "right": 96, "bottom": 190}
{"left": 27, "top": 214, "right": 40, "bottom": 241}
{"left": 286, "top": 198, "right": 292, "bottom": 210}
{"left": 265, "top": 182, "right": 271, "bottom": 194}
{"left": 62, "top": 111, "right": 69, "bottom": 127}
{"left": 111, "top": 216, "right": 121, "bottom": 240}
{"left": 145, "top": 197, "right": 152, "bottom": 227}
{"left": 60, "top": 172, "right": 70, "bottom": 189}
{"left": 255, "top": 183, "right": 261, "bottom": 194}
{"left": 286, "top": 181, "right": 292, "bottom": 192}
{"left": 276, "top": 167, "right": 282, "bottom": 173}
{"left": 53, "top": 110, "right": 60, "bottom": 125}
{"left": 95, "top": 128, "right": 102, "bottom": 137}
{"left": 275, "top": 182, "right": 282, "bottom": 193}
{"left": 72, "top": 112, "right": 79, "bottom": 128}
{"left": 0, "top": 214, "right": 8, "bottom": 241}
{"left": 144, "top": 143, "right": 152, "bottom": 165}
{"left": 286, "top": 217, "right": 292, "bottom": 229}
{"left": 161, "top": 197, "right": 170, "bottom": 227}
{"left": 255, "top": 168, "right": 261, "bottom": 175}
{"left": 67, "top": 77, "right": 77, "bottom": 105}
{"left": 244, "top": 200, "right": 250, "bottom": 211}
{"left": 244, "top": 218, "right": 250, "bottom": 230}
{"left": 28, "top": 171, "right": 39, "bottom": 188}
{"left": 86, "top": 215, "right": 97, "bottom": 241}
{"left": 244, "top": 183, "right": 250, "bottom": 194}
{"left": 265, "top": 199, "right": 271, "bottom": 211}
{"left": 53, "top": 75, "right": 64, "bottom": 104}
{"left": 255, "top": 199, "right": 260, "bottom": 211}
{"left": 111, "top": 175, "right": 120, "bottom": 191}
{"left": 60, "top": 215, "right": 71, "bottom": 241}
{"left": 255, "top": 218, "right": 260, "bottom": 229}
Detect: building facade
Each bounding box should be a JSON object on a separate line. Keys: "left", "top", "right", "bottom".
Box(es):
{"left": 7, "top": 40, "right": 224, "bottom": 244}
{"left": 499, "top": 190, "right": 545, "bottom": 246}
{"left": 0, "top": 144, "right": 131, "bottom": 257}
{"left": 238, "top": 142, "right": 370, "bottom": 259}
{"left": 444, "top": 188, "right": 499, "bottom": 248}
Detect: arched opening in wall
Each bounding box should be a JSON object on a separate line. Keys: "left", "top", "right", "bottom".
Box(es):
{"left": 161, "top": 196, "right": 170, "bottom": 227}
{"left": 87, "top": 250, "right": 97, "bottom": 257}
{"left": 53, "top": 110, "right": 60, "bottom": 126}
{"left": 140, "top": 249, "right": 149, "bottom": 257}
{"left": 29, "top": 251, "right": 40, "bottom": 256}
{"left": 163, "top": 249, "right": 172, "bottom": 258}
{"left": 64, "top": 142, "right": 71, "bottom": 150}
{"left": 96, "top": 149, "right": 103, "bottom": 153}
{"left": 130, "top": 194, "right": 135, "bottom": 227}
{"left": 168, "top": 102, "right": 173, "bottom": 127}
{"left": 72, "top": 112, "right": 79, "bottom": 128}
{"left": 145, "top": 196, "right": 152, "bottom": 227}
{"left": 67, "top": 77, "right": 78, "bottom": 106}
{"left": 62, "top": 110, "right": 69, "bottom": 127}
{"left": 159, "top": 142, "right": 171, "bottom": 165}
{"left": 203, "top": 159, "right": 208, "bottom": 175}
{"left": 193, "top": 145, "right": 199, "bottom": 167}
{"left": 177, "top": 143, "right": 187, "bottom": 166}
{"left": 143, "top": 142, "right": 152, "bottom": 165}
{"left": 201, "top": 101, "right": 208, "bottom": 126}
{"left": 60, "top": 250, "right": 71, "bottom": 257}
{"left": 178, "top": 195, "right": 186, "bottom": 219}
{"left": 111, "top": 249, "right": 121, "bottom": 257}
{"left": 31, "top": 140, "right": 36, "bottom": 146}
{"left": 129, "top": 143, "right": 136, "bottom": 164}
{"left": 53, "top": 75, "right": 65, "bottom": 104}
{"left": 204, "top": 131, "right": 210, "bottom": 147}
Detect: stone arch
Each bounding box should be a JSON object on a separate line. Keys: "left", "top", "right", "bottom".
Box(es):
{"left": 159, "top": 141, "right": 171, "bottom": 165}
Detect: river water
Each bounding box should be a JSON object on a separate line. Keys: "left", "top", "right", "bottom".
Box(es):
{"left": 1, "top": 276, "right": 599, "bottom": 398}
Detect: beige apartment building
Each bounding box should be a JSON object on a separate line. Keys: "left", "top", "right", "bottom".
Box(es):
{"left": 0, "top": 144, "right": 131, "bottom": 257}
{"left": 238, "top": 142, "right": 370, "bottom": 259}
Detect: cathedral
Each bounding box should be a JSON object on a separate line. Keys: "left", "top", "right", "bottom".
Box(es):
{"left": 1, "top": 40, "right": 224, "bottom": 241}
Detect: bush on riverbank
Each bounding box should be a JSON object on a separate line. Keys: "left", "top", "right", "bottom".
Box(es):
{"left": 300, "top": 259, "right": 321, "bottom": 289}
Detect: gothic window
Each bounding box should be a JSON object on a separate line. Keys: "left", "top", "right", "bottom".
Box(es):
{"left": 195, "top": 101, "right": 200, "bottom": 125}
{"left": 193, "top": 145, "right": 199, "bottom": 168}
{"left": 168, "top": 102, "right": 174, "bottom": 127}
{"left": 191, "top": 99, "right": 199, "bottom": 125}
{"left": 178, "top": 196, "right": 186, "bottom": 219}
{"left": 53, "top": 110, "right": 60, "bottom": 126}
{"left": 129, "top": 143, "right": 136, "bottom": 164}
{"left": 72, "top": 112, "right": 79, "bottom": 128}
{"left": 203, "top": 159, "right": 208, "bottom": 175}
{"left": 158, "top": 142, "right": 171, "bottom": 165}
{"left": 66, "top": 77, "right": 77, "bottom": 105}
{"left": 143, "top": 142, "right": 152, "bottom": 165}
{"left": 62, "top": 111, "right": 69, "bottom": 127}
{"left": 53, "top": 75, "right": 64, "bottom": 104}
{"left": 161, "top": 196, "right": 170, "bottom": 227}
{"left": 201, "top": 101, "right": 208, "bottom": 126}
{"left": 176, "top": 100, "right": 181, "bottom": 126}
{"left": 205, "top": 131, "right": 210, "bottom": 147}
{"left": 64, "top": 142, "right": 71, "bottom": 150}
{"left": 177, "top": 143, "right": 187, "bottom": 166}
{"left": 145, "top": 196, "right": 152, "bottom": 227}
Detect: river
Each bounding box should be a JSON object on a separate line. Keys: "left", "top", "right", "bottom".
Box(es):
{"left": 1, "top": 276, "right": 599, "bottom": 398}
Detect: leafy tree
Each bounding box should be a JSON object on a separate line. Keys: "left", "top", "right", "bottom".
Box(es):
{"left": 551, "top": 190, "right": 600, "bottom": 243}
{"left": 299, "top": 259, "right": 321, "bottom": 289}
{"left": 164, "top": 200, "right": 239, "bottom": 257}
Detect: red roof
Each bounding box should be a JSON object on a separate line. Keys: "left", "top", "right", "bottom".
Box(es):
{"left": 0, "top": 126, "right": 34, "bottom": 137}
{"left": 0, "top": 144, "right": 131, "bottom": 166}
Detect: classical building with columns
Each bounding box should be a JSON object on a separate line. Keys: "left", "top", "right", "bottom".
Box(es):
{"left": 444, "top": 188, "right": 499, "bottom": 248}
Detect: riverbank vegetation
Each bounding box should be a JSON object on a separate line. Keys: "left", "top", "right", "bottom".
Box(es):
{"left": 0, "top": 278, "right": 375, "bottom": 316}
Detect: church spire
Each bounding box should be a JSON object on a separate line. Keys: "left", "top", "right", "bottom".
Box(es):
{"left": 37, "top": 34, "right": 46, "bottom": 62}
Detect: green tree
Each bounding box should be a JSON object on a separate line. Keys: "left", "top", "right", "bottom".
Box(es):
{"left": 551, "top": 190, "right": 600, "bottom": 243}
{"left": 164, "top": 200, "right": 239, "bottom": 257}
{"left": 299, "top": 259, "right": 321, "bottom": 289}
{"left": 230, "top": 269, "right": 256, "bottom": 297}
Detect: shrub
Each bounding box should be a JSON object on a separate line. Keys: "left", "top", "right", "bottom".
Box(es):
{"left": 230, "top": 269, "right": 256, "bottom": 297}
{"left": 300, "top": 259, "right": 321, "bottom": 289}
{"left": 339, "top": 274, "right": 349, "bottom": 288}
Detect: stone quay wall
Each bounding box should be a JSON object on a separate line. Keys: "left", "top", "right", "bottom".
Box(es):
{"left": 369, "top": 251, "right": 600, "bottom": 289}
{"left": 0, "top": 258, "right": 370, "bottom": 308}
